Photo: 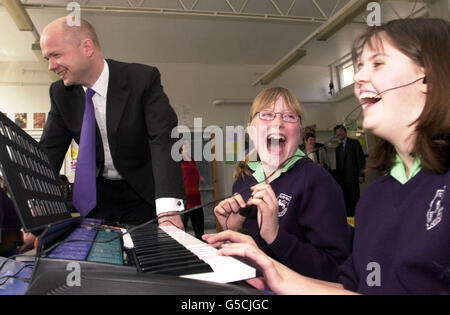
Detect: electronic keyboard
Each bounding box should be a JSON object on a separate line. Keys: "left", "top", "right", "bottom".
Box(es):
{"left": 127, "top": 225, "right": 256, "bottom": 283}
{"left": 25, "top": 219, "right": 259, "bottom": 294}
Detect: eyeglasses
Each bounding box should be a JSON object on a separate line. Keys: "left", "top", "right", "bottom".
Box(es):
{"left": 255, "top": 110, "right": 299, "bottom": 123}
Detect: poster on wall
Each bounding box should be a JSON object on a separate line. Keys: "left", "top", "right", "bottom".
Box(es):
{"left": 14, "top": 113, "right": 27, "bottom": 129}
{"left": 59, "top": 141, "right": 78, "bottom": 183}
{"left": 70, "top": 144, "right": 78, "bottom": 172}
{"left": 68, "top": 142, "right": 78, "bottom": 183}
{"left": 33, "top": 113, "right": 46, "bottom": 129}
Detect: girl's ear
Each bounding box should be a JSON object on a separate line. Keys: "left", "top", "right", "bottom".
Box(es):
{"left": 419, "top": 68, "right": 427, "bottom": 94}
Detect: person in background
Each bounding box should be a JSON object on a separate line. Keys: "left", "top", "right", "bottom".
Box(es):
{"left": 206, "top": 18, "right": 450, "bottom": 295}
{"left": 0, "top": 176, "right": 33, "bottom": 255}
{"left": 180, "top": 141, "right": 205, "bottom": 239}
{"left": 333, "top": 124, "right": 366, "bottom": 218}
{"left": 0, "top": 177, "right": 22, "bottom": 256}
{"left": 299, "top": 132, "right": 328, "bottom": 169}
{"left": 57, "top": 175, "right": 72, "bottom": 202}
{"left": 205, "top": 87, "right": 350, "bottom": 282}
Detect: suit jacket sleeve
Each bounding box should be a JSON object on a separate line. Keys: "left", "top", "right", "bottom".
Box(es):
{"left": 143, "top": 67, "right": 185, "bottom": 200}
{"left": 39, "top": 84, "right": 73, "bottom": 173}
{"left": 354, "top": 139, "right": 366, "bottom": 178}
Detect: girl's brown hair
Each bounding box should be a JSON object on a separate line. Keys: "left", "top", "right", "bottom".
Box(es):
{"left": 352, "top": 18, "right": 450, "bottom": 174}
{"left": 233, "top": 87, "right": 303, "bottom": 180}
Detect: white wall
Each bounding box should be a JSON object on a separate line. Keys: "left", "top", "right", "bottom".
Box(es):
{"left": 0, "top": 61, "right": 52, "bottom": 150}
{"left": 0, "top": 85, "right": 50, "bottom": 117}
{"left": 0, "top": 62, "right": 51, "bottom": 115}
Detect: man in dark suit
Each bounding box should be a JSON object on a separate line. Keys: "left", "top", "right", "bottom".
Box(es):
{"left": 39, "top": 17, "right": 185, "bottom": 227}
{"left": 333, "top": 125, "right": 366, "bottom": 217}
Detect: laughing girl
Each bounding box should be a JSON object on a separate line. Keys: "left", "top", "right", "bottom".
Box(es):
{"left": 206, "top": 87, "right": 350, "bottom": 282}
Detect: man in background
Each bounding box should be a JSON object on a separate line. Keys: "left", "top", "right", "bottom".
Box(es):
{"left": 334, "top": 125, "right": 366, "bottom": 217}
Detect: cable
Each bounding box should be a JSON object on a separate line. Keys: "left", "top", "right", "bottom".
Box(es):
{"left": 222, "top": 151, "right": 303, "bottom": 230}
{"left": 0, "top": 263, "right": 33, "bottom": 287}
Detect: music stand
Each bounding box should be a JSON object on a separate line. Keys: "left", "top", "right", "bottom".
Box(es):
{"left": 0, "top": 113, "right": 72, "bottom": 233}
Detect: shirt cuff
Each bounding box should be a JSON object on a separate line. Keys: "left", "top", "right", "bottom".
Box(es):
{"left": 155, "top": 198, "right": 185, "bottom": 216}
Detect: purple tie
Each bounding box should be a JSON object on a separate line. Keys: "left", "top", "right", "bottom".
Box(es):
{"left": 73, "top": 88, "right": 97, "bottom": 216}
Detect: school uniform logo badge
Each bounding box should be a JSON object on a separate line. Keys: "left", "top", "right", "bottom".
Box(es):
{"left": 277, "top": 193, "right": 292, "bottom": 217}
{"left": 426, "top": 185, "right": 446, "bottom": 230}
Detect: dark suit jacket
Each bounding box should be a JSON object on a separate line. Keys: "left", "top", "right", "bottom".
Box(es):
{"left": 335, "top": 137, "right": 365, "bottom": 184}
{"left": 40, "top": 59, "right": 185, "bottom": 208}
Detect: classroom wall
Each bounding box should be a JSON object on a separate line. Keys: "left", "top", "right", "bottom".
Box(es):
{"left": 0, "top": 61, "right": 51, "bottom": 115}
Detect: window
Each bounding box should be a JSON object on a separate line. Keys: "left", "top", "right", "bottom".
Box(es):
{"left": 329, "top": 53, "right": 357, "bottom": 96}
{"left": 341, "top": 62, "right": 355, "bottom": 88}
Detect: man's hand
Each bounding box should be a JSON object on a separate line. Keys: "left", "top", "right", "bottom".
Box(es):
{"left": 17, "top": 229, "right": 36, "bottom": 252}
{"left": 158, "top": 211, "right": 185, "bottom": 230}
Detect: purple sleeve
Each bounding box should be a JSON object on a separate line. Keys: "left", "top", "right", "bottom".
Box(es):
{"left": 338, "top": 255, "right": 359, "bottom": 292}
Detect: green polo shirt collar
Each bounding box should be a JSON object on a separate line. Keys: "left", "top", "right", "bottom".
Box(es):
{"left": 248, "top": 148, "right": 305, "bottom": 184}
{"left": 390, "top": 154, "right": 422, "bottom": 184}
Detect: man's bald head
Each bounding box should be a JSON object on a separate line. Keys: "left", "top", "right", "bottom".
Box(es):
{"left": 40, "top": 17, "right": 104, "bottom": 87}
{"left": 42, "top": 17, "right": 101, "bottom": 50}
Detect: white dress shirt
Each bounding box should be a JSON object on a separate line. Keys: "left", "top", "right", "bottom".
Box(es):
{"left": 83, "top": 60, "right": 184, "bottom": 215}
{"left": 307, "top": 151, "right": 317, "bottom": 164}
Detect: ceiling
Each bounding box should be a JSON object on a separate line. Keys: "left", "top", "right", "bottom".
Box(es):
{"left": 0, "top": 0, "right": 431, "bottom": 65}
{"left": 0, "top": 0, "right": 435, "bottom": 106}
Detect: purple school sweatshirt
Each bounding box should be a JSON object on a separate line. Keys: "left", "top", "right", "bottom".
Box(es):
{"left": 233, "top": 158, "right": 350, "bottom": 282}
{"left": 338, "top": 169, "right": 450, "bottom": 294}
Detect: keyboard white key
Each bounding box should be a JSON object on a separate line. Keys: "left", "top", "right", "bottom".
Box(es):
{"left": 159, "top": 226, "right": 256, "bottom": 284}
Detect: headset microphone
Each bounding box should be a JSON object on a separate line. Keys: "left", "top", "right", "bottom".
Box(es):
{"left": 370, "top": 76, "right": 426, "bottom": 100}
